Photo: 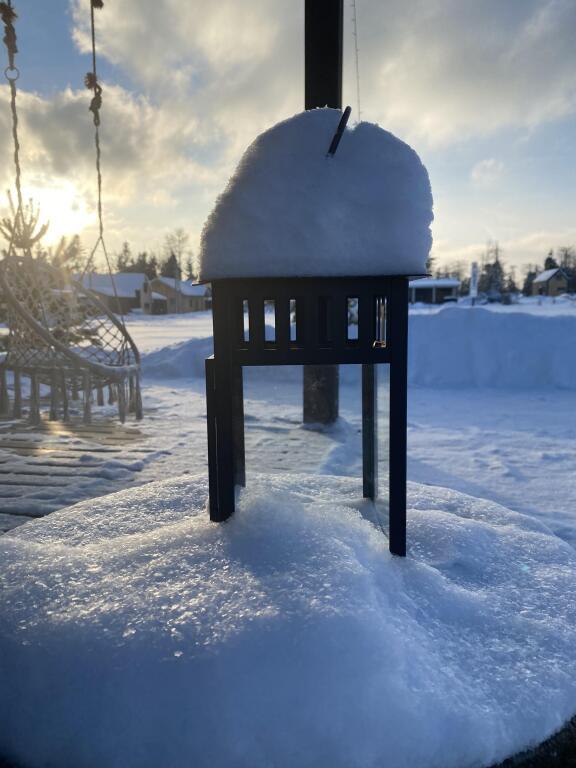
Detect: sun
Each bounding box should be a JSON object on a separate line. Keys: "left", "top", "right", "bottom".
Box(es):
{"left": 13, "top": 181, "right": 95, "bottom": 247}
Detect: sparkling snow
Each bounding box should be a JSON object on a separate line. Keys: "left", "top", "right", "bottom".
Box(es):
{"left": 2, "top": 303, "right": 576, "bottom": 766}
{"left": 197, "top": 108, "right": 433, "bottom": 280}
{"left": 1, "top": 474, "right": 576, "bottom": 768}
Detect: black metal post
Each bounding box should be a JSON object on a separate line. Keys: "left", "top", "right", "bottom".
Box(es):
{"left": 209, "top": 284, "right": 237, "bottom": 521}
{"left": 305, "top": 0, "right": 343, "bottom": 110}
{"left": 362, "top": 363, "right": 377, "bottom": 499}
{"left": 303, "top": 0, "right": 343, "bottom": 425}
{"left": 388, "top": 278, "right": 409, "bottom": 556}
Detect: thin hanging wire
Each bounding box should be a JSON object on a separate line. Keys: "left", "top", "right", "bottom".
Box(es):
{"left": 1, "top": 1, "right": 48, "bottom": 253}
{"left": 81, "top": 0, "right": 125, "bottom": 327}
{"left": 351, "top": 0, "right": 362, "bottom": 122}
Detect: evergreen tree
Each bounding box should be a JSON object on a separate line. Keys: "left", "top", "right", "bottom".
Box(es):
{"left": 544, "top": 250, "right": 558, "bottom": 271}
{"left": 115, "top": 241, "right": 133, "bottom": 272}
{"left": 148, "top": 254, "right": 159, "bottom": 280}
{"left": 160, "top": 252, "right": 180, "bottom": 279}
{"left": 522, "top": 266, "right": 537, "bottom": 296}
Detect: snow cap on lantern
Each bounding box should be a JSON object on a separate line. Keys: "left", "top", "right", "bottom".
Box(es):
{"left": 197, "top": 108, "right": 433, "bottom": 281}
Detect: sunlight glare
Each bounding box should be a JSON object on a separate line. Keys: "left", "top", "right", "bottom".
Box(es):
{"left": 7, "top": 181, "right": 95, "bottom": 247}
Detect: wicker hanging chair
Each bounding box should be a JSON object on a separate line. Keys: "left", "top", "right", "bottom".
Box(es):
{"left": 0, "top": 0, "right": 142, "bottom": 425}
{"left": 0, "top": 253, "right": 142, "bottom": 423}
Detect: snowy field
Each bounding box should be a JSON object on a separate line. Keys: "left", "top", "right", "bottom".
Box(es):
{"left": 2, "top": 301, "right": 576, "bottom": 768}
{"left": 6, "top": 301, "right": 566, "bottom": 544}
{"left": 121, "top": 300, "right": 576, "bottom": 548}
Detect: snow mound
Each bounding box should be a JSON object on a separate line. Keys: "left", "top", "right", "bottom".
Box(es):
{"left": 140, "top": 308, "right": 576, "bottom": 390}
{"left": 409, "top": 307, "right": 576, "bottom": 389}
{"left": 1, "top": 475, "right": 575, "bottom": 768}
{"left": 197, "top": 109, "right": 433, "bottom": 280}
{"left": 142, "top": 335, "right": 213, "bottom": 379}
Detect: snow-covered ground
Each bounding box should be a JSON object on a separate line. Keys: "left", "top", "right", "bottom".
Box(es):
{"left": 3, "top": 303, "right": 576, "bottom": 547}
{"left": 2, "top": 303, "right": 576, "bottom": 768}
{"left": 124, "top": 302, "right": 576, "bottom": 547}
{"left": 2, "top": 474, "right": 576, "bottom": 768}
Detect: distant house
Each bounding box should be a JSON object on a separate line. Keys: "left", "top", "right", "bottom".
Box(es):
{"left": 532, "top": 268, "right": 569, "bottom": 297}
{"left": 149, "top": 277, "right": 211, "bottom": 313}
{"left": 79, "top": 273, "right": 153, "bottom": 314}
{"left": 409, "top": 277, "right": 460, "bottom": 304}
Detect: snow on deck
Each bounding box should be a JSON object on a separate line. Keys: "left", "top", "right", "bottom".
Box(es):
{"left": 1, "top": 474, "right": 575, "bottom": 768}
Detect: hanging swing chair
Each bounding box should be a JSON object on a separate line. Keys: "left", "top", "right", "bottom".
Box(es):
{"left": 0, "top": 0, "right": 142, "bottom": 424}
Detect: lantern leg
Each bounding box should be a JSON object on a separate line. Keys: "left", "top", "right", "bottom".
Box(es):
{"left": 232, "top": 365, "right": 245, "bottom": 487}
{"left": 388, "top": 278, "right": 409, "bottom": 557}
{"left": 205, "top": 357, "right": 219, "bottom": 516}
{"left": 206, "top": 355, "right": 236, "bottom": 522}
{"left": 362, "top": 363, "right": 378, "bottom": 501}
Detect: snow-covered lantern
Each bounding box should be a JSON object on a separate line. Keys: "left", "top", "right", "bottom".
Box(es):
{"left": 197, "top": 108, "right": 433, "bottom": 557}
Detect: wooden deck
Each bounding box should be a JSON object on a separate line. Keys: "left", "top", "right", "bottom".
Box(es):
{"left": 0, "top": 414, "right": 152, "bottom": 533}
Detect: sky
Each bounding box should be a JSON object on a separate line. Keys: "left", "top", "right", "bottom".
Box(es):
{"left": 0, "top": 0, "right": 575, "bottom": 275}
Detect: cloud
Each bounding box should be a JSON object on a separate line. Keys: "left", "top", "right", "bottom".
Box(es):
{"left": 470, "top": 159, "right": 504, "bottom": 187}
{"left": 3, "top": 0, "right": 576, "bottom": 261}
{"left": 69, "top": 0, "right": 576, "bottom": 158}
{"left": 348, "top": 0, "right": 576, "bottom": 145}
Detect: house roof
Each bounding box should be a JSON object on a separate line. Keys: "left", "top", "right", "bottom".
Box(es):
{"left": 79, "top": 272, "right": 148, "bottom": 298}
{"left": 533, "top": 268, "right": 565, "bottom": 284}
{"left": 409, "top": 277, "right": 460, "bottom": 289}
{"left": 153, "top": 277, "right": 208, "bottom": 296}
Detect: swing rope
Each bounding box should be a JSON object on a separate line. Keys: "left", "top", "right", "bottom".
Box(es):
{"left": 1, "top": 0, "right": 21, "bottom": 212}
{"left": 81, "top": 0, "right": 125, "bottom": 327}
{"left": 1, "top": 0, "right": 47, "bottom": 251}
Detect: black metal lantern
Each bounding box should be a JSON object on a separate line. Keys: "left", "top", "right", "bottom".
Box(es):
{"left": 205, "top": 275, "right": 409, "bottom": 556}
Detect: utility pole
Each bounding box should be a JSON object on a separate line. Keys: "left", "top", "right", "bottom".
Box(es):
{"left": 303, "top": 0, "right": 343, "bottom": 425}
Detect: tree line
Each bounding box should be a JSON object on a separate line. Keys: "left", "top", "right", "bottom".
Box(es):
{"left": 32, "top": 228, "right": 195, "bottom": 282}
{"left": 429, "top": 241, "right": 576, "bottom": 299}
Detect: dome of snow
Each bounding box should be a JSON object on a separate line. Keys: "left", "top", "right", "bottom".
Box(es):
{"left": 197, "top": 109, "right": 433, "bottom": 281}
{"left": 1, "top": 474, "right": 575, "bottom": 768}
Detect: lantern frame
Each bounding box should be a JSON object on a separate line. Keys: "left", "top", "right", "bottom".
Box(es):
{"left": 205, "top": 275, "right": 411, "bottom": 556}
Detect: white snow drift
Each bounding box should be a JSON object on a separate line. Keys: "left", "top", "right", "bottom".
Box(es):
{"left": 141, "top": 307, "right": 576, "bottom": 390}
{"left": 197, "top": 108, "right": 433, "bottom": 280}
{"left": 1, "top": 474, "right": 576, "bottom": 768}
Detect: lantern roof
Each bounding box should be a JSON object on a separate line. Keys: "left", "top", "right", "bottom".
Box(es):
{"left": 196, "top": 108, "right": 433, "bottom": 282}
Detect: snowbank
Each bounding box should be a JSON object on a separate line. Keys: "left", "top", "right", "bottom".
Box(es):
{"left": 1, "top": 474, "right": 576, "bottom": 768}
{"left": 197, "top": 109, "right": 433, "bottom": 280}
{"left": 142, "top": 335, "right": 213, "bottom": 378}
{"left": 141, "top": 307, "right": 576, "bottom": 390}
{"left": 408, "top": 307, "right": 576, "bottom": 389}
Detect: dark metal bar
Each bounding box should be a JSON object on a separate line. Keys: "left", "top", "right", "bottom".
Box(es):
{"left": 304, "top": 0, "right": 343, "bottom": 425}
{"left": 211, "top": 283, "right": 237, "bottom": 521}
{"left": 248, "top": 295, "right": 265, "bottom": 349}
{"left": 388, "top": 278, "right": 409, "bottom": 556}
{"left": 231, "top": 345, "right": 391, "bottom": 367}
{"left": 330, "top": 292, "right": 348, "bottom": 350}
{"left": 305, "top": 0, "right": 343, "bottom": 110}
{"left": 362, "top": 363, "right": 378, "bottom": 499}
{"left": 232, "top": 365, "right": 245, "bottom": 487}
{"left": 275, "top": 295, "right": 291, "bottom": 349}
{"left": 205, "top": 357, "right": 219, "bottom": 517}
{"left": 318, "top": 296, "right": 332, "bottom": 347}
